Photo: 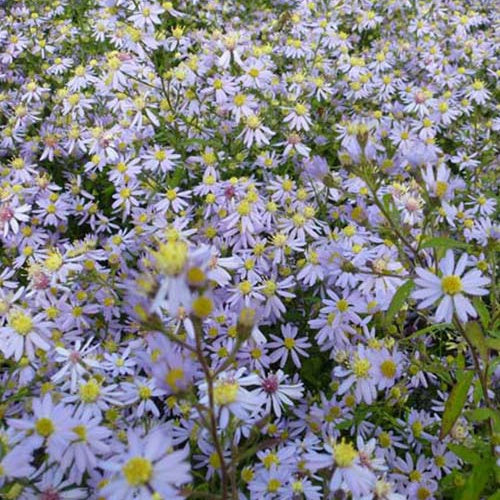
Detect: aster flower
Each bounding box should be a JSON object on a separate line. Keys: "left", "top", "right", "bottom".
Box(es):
{"left": 8, "top": 394, "right": 76, "bottom": 461}
{"left": 334, "top": 346, "right": 378, "bottom": 404}
{"left": 100, "top": 427, "right": 191, "bottom": 500}
{"left": 199, "top": 368, "right": 263, "bottom": 428}
{"left": 412, "top": 250, "right": 490, "bottom": 323}
{"left": 0, "top": 307, "right": 51, "bottom": 361}
{"left": 0, "top": 442, "right": 35, "bottom": 487}
{"left": 255, "top": 370, "right": 304, "bottom": 418}
{"left": 268, "top": 323, "right": 311, "bottom": 368}
{"left": 0, "top": 201, "right": 30, "bottom": 237}
{"left": 306, "top": 438, "right": 377, "bottom": 497}
{"left": 60, "top": 409, "right": 112, "bottom": 484}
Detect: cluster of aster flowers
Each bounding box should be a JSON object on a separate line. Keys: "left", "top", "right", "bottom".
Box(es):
{"left": 0, "top": 0, "right": 499, "bottom": 498}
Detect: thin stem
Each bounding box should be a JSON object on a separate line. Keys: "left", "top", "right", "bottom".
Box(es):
{"left": 192, "top": 317, "right": 230, "bottom": 499}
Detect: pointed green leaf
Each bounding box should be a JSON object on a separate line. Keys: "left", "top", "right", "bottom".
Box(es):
{"left": 459, "top": 459, "right": 493, "bottom": 500}
{"left": 385, "top": 279, "right": 414, "bottom": 326}
{"left": 466, "top": 321, "right": 488, "bottom": 361}
{"left": 464, "top": 408, "right": 497, "bottom": 422}
{"left": 440, "top": 370, "right": 474, "bottom": 439}
{"left": 473, "top": 297, "right": 490, "bottom": 329}
{"left": 486, "top": 338, "right": 500, "bottom": 351}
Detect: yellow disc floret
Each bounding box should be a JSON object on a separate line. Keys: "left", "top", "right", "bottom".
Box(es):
{"left": 153, "top": 240, "right": 188, "bottom": 275}
{"left": 9, "top": 310, "right": 33, "bottom": 336}
{"left": 380, "top": 360, "right": 397, "bottom": 378}
{"left": 214, "top": 380, "right": 239, "bottom": 405}
{"left": 352, "top": 358, "right": 371, "bottom": 378}
{"left": 35, "top": 417, "right": 54, "bottom": 437}
{"left": 441, "top": 275, "right": 462, "bottom": 295}
{"left": 333, "top": 440, "right": 358, "bottom": 467}
{"left": 122, "top": 457, "right": 153, "bottom": 487}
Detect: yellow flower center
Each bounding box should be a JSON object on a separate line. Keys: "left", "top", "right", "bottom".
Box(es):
{"left": 45, "top": 251, "right": 63, "bottom": 271}
{"left": 166, "top": 189, "right": 177, "bottom": 201}
{"left": 209, "top": 452, "right": 221, "bottom": 469}
{"left": 187, "top": 267, "right": 205, "bottom": 286}
{"left": 441, "top": 275, "right": 463, "bottom": 295}
{"left": 410, "top": 470, "right": 422, "bottom": 482}
{"left": 412, "top": 421, "right": 423, "bottom": 437}
{"left": 35, "top": 417, "right": 55, "bottom": 437}
{"left": 122, "top": 457, "right": 153, "bottom": 487}
{"left": 192, "top": 295, "right": 213, "bottom": 318}
{"left": 343, "top": 225, "right": 356, "bottom": 237}
{"left": 213, "top": 380, "right": 239, "bottom": 405}
{"left": 165, "top": 368, "right": 184, "bottom": 391}
{"left": 153, "top": 240, "right": 188, "bottom": 275}
{"left": 378, "top": 432, "right": 391, "bottom": 448}
{"left": 380, "top": 360, "right": 397, "bottom": 378}
{"left": 79, "top": 379, "right": 100, "bottom": 403}
{"left": 233, "top": 94, "right": 247, "bottom": 107}
{"left": 73, "top": 424, "right": 87, "bottom": 442}
{"left": 435, "top": 180, "right": 448, "bottom": 198}
{"left": 284, "top": 337, "right": 296, "bottom": 349}
{"left": 471, "top": 80, "right": 484, "bottom": 90}
{"left": 295, "top": 103, "right": 307, "bottom": 116}
{"left": 334, "top": 440, "right": 358, "bottom": 467}
{"left": 154, "top": 150, "right": 166, "bottom": 161}
{"left": 262, "top": 452, "right": 279, "bottom": 469}
{"left": 239, "top": 280, "right": 252, "bottom": 295}
{"left": 241, "top": 467, "right": 254, "bottom": 483}
{"left": 337, "top": 299, "right": 349, "bottom": 312}
{"left": 417, "top": 487, "right": 431, "bottom": 499}
{"left": 263, "top": 280, "right": 277, "bottom": 297}
{"left": 138, "top": 385, "right": 152, "bottom": 400}
{"left": 267, "top": 479, "right": 281, "bottom": 493}
{"left": 353, "top": 358, "right": 371, "bottom": 378}
{"left": 246, "top": 115, "right": 261, "bottom": 129}
{"left": 9, "top": 311, "right": 33, "bottom": 336}
{"left": 237, "top": 201, "right": 251, "bottom": 216}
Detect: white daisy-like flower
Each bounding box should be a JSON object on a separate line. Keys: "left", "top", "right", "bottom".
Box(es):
{"left": 412, "top": 250, "right": 490, "bottom": 323}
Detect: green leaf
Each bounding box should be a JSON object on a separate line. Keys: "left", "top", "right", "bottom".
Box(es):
{"left": 473, "top": 297, "right": 490, "bottom": 329}
{"left": 447, "top": 443, "right": 480, "bottom": 465}
{"left": 486, "top": 338, "right": 500, "bottom": 351}
{"left": 440, "top": 370, "right": 474, "bottom": 439}
{"left": 421, "top": 237, "right": 472, "bottom": 251}
{"left": 464, "top": 408, "right": 497, "bottom": 422}
{"left": 466, "top": 321, "right": 489, "bottom": 361}
{"left": 385, "top": 279, "right": 414, "bottom": 326}
{"left": 459, "top": 459, "right": 493, "bottom": 500}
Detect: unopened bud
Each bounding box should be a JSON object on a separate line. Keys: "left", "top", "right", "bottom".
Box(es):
{"left": 237, "top": 307, "right": 256, "bottom": 342}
